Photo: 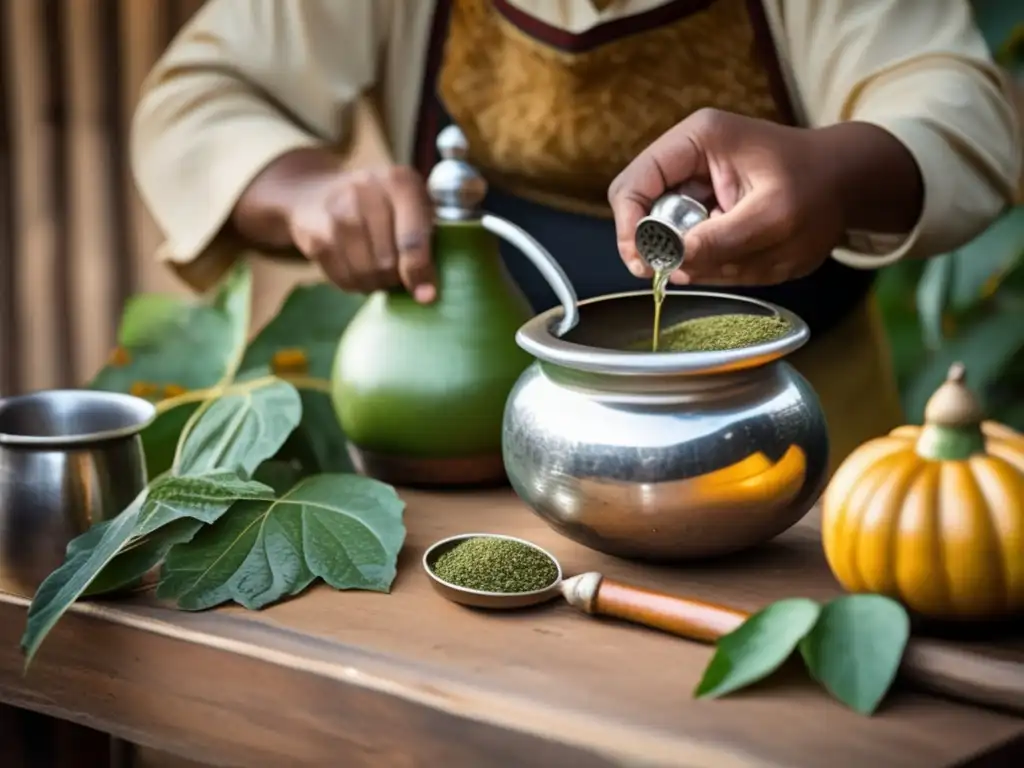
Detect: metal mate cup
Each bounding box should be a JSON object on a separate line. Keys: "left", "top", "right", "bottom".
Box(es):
{"left": 0, "top": 389, "right": 155, "bottom": 595}
{"left": 634, "top": 194, "right": 709, "bottom": 274}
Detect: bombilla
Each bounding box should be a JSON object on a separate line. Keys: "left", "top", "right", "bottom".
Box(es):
{"left": 634, "top": 193, "right": 710, "bottom": 274}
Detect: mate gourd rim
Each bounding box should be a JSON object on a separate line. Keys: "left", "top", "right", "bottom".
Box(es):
{"left": 516, "top": 290, "right": 809, "bottom": 377}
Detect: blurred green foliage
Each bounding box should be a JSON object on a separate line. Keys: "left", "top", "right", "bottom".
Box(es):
{"left": 877, "top": 6, "right": 1024, "bottom": 427}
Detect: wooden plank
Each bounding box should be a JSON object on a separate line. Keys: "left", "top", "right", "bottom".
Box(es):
{"left": 1, "top": 491, "right": 1022, "bottom": 767}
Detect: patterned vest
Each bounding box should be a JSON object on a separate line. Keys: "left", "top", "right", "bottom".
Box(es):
{"left": 412, "top": 0, "right": 874, "bottom": 334}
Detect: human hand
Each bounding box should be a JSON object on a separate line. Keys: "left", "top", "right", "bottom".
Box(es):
{"left": 609, "top": 109, "right": 862, "bottom": 287}
{"left": 287, "top": 166, "right": 436, "bottom": 302}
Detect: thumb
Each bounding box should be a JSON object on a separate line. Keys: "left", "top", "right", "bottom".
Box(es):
{"left": 681, "top": 190, "right": 785, "bottom": 270}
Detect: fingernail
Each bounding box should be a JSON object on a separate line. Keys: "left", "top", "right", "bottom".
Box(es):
{"left": 414, "top": 284, "right": 436, "bottom": 304}
{"left": 628, "top": 260, "right": 646, "bottom": 277}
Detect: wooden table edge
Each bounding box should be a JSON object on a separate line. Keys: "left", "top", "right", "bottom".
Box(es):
{"left": 0, "top": 591, "right": 784, "bottom": 768}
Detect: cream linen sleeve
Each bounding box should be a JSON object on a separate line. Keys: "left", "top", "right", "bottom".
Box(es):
{"left": 775, "top": 0, "right": 1021, "bottom": 268}
{"left": 130, "top": 0, "right": 387, "bottom": 291}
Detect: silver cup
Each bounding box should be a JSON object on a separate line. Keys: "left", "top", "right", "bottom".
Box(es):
{"left": 0, "top": 389, "right": 156, "bottom": 595}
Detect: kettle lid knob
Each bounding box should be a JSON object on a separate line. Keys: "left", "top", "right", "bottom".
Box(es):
{"left": 427, "top": 125, "right": 488, "bottom": 221}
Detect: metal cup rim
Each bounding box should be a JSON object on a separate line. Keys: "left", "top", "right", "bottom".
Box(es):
{"left": 0, "top": 389, "right": 157, "bottom": 448}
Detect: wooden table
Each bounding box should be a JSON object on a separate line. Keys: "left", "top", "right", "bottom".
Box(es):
{"left": 0, "top": 490, "right": 1022, "bottom": 768}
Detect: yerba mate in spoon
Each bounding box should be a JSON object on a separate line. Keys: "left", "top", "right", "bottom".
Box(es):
{"left": 423, "top": 533, "right": 747, "bottom": 641}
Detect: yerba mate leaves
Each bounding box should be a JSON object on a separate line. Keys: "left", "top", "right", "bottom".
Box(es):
{"left": 800, "top": 595, "right": 910, "bottom": 715}
{"left": 91, "top": 264, "right": 255, "bottom": 477}
{"left": 21, "top": 471, "right": 273, "bottom": 666}
{"left": 694, "top": 598, "right": 821, "bottom": 700}
{"left": 694, "top": 595, "right": 911, "bottom": 715}
{"left": 157, "top": 474, "right": 406, "bottom": 611}
{"left": 239, "top": 282, "right": 365, "bottom": 473}
{"left": 173, "top": 376, "right": 302, "bottom": 478}
{"left": 90, "top": 263, "right": 252, "bottom": 397}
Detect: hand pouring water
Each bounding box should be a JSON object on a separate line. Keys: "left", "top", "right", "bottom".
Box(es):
{"left": 634, "top": 193, "right": 710, "bottom": 275}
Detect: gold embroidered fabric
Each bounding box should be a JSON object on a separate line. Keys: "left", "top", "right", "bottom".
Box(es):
{"left": 438, "top": 0, "right": 785, "bottom": 217}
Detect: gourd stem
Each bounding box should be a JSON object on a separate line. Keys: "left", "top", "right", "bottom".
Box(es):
{"left": 915, "top": 362, "right": 986, "bottom": 461}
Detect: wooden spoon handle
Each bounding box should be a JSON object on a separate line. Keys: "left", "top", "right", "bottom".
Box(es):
{"left": 561, "top": 573, "right": 1024, "bottom": 715}
{"left": 560, "top": 572, "right": 748, "bottom": 643}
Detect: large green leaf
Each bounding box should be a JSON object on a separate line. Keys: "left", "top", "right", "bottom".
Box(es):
{"left": 90, "top": 263, "right": 255, "bottom": 471}
{"left": 948, "top": 207, "right": 1024, "bottom": 311}
{"left": 90, "top": 302, "right": 235, "bottom": 395}
{"left": 211, "top": 260, "right": 255, "bottom": 383}
{"left": 157, "top": 474, "right": 406, "bottom": 611}
{"left": 239, "top": 282, "right": 364, "bottom": 473}
{"left": 91, "top": 263, "right": 252, "bottom": 395}
{"left": 800, "top": 595, "right": 910, "bottom": 715}
{"left": 118, "top": 294, "right": 191, "bottom": 348}
{"left": 79, "top": 519, "right": 206, "bottom": 597}
{"left": 21, "top": 470, "right": 274, "bottom": 666}
{"left": 903, "top": 306, "right": 1024, "bottom": 420}
{"left": 915, "top": 253, "right": 953, "bottom": 350}
{"left": 693, "top": 598, "right": 821, "bottom": 699}
{"left": 141, "top": 402, "right": 201, "bottom": 479}
{"left": 174, "top": 376, "right": 302, "bottom": 477}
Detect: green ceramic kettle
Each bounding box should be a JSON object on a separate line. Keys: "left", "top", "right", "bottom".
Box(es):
{"left": 331, "top": 126, "right": 579, "bottom": 487}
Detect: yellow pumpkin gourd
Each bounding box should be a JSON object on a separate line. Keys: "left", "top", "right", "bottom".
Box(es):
{"left": 822, "top": 362, "right": 1024, "bottom": 621}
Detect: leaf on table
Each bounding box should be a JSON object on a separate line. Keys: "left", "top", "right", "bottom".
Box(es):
{"left": 799, "top": 595, "right": 910, "bottom": 715}
{"left": 903, "top": 308, "right": 1024, "bottom": 421}
{"left": 81, "top": 519, "right": 206, "bottom": 597}
{"left": 157, "top": 474, "right": 406, "bottom": 611}
{"left": 21, "top": 471, "right": 274, "bottom": 667}
{"left": 915, "top": 252, "right": 953, "bottom": 350}
{"left": 948, "top": 206, "right": 1024, "bottom": 312}
{"left": 239, "top": 282, "right": 364, "bottom": 473}
{"left": 694, "top": 598, "right": 822, "bottom": 700}
{"left": 173, "top": 376, "right": 302, "bottom": 478}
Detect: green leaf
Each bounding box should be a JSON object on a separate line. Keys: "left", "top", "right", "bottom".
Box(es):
{"left": 211, "top": 261, "right": 255, "bottom": 383}
{"left": 239, "top": 282, "right": 363, "bottom": 473}
{"left": 90, "top": 264, "right": 253, "bottom": 396}
{"left": 21, "top": 471, "right": 273, "bottom": 666}
{"left": 903, "top": 307, "right": 1024, "bottom": 420}
{"left": 80, "top": 519, "right": 205, "bottom": 597}
{"left": 948, "top": 206, "right": 1024, "bottom": 311}
{"left": 118, "top": 294, "right": 190, "bottom": 348}
{"left": 157, "top": 474, "right": 406, "bottom": 611}
{"left": 174, "top": 377, "right": 302, "bottom": 477}
{"left": 694, "top": 598, "right": 822, "bottom": 700}
{"left": 799, "top": 595, "right": 910, "bottom": 715}
{"left": 140, "top": 402, "right": 201, "bottom": 479}
{"left": 915, "top": 253, "right": 953, "bottom": 350}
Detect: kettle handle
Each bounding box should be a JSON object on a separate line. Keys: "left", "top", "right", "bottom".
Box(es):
{"left": 480, "top": 214, "right": 579, "bottom": 337}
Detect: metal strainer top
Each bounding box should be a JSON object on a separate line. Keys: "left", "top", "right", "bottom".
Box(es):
{"left": 634, "top": 194, "right": 710, "bottom": 273}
